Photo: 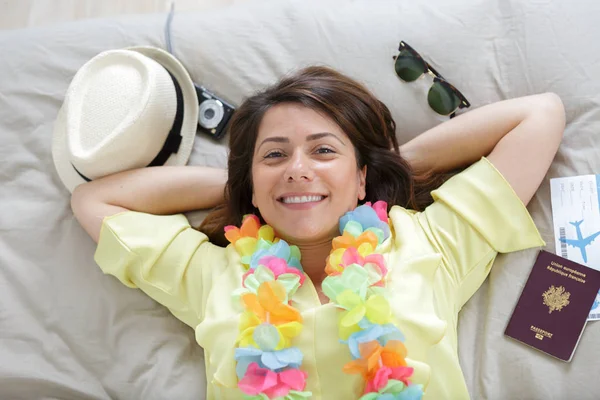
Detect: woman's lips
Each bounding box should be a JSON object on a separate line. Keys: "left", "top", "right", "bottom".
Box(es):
{"left": 277, "top": 194, "right": 328, "bottom": 210}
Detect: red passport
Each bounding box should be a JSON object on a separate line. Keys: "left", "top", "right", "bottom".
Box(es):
{"left": 504, "top": 250, "right": 600, "bottom": 362}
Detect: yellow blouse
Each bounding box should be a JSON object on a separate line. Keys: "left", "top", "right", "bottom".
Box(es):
{"left": 94, "top": 157, "right": 545, "bottom": 399}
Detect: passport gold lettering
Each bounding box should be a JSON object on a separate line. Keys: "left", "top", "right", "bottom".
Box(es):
{"left": 547, "top": 265, "right": 568, "bottom": 277}
{"left": 530, "top": 325, "right": 553, "bottom": 339}
{"left": 546, "top": 265, "right": 586, "bottom": 283}
{"left": 563, "top": 266, "right": 586, "bottom": 278}
{"left": 568, "top": 274, "right": 586, "bottom": 283}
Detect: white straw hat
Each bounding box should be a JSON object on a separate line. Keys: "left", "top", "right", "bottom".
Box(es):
{"left": 52, "top": 46, "right": 199, "bottom": 192}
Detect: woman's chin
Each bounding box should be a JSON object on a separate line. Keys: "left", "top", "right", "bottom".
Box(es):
{"left": 275, "top": 223, "right": 337, "bottom": 245}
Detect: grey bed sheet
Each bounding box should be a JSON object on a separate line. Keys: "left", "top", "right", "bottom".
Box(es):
{"left": 1, "top": 0, "right": 599, "bottom": 399}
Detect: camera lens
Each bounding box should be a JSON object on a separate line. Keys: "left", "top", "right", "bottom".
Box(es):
{"left": 204, "top": 109, "right": 215, "bottom": 119}
{"left": 198, "top": 99, "right": 224, "bottom": 129}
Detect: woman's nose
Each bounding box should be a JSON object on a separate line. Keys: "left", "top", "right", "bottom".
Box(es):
{"left": 285, "top": 150, "right": 314, "bottom": 182}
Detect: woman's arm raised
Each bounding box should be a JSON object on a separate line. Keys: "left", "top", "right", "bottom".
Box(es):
{"left": 71, "top": 166, "right": 227, "bottom": 243}
{"left": 400, "top": 92, "right": 565, "bottom": 205}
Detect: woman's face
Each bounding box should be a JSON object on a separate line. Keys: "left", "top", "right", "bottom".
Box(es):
{"left": 251, "top": 103, "right": 366, "bottom": 244}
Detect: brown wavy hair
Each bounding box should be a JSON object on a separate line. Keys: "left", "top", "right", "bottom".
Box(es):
{"left": 199, "top": 65, "right": 445, "bottom": 246}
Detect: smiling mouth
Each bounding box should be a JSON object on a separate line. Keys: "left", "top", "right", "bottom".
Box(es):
{"left": 278, "top": 195, "right": 327, "bottom": 204}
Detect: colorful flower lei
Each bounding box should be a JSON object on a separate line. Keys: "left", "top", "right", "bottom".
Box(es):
{"left": 225, "top": 202, "right": 423, "bottom": 399}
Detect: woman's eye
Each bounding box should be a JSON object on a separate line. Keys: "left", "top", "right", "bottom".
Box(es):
{"left": 265, "top": 151, "right": 284, "bottom": 159}
{"left": 316, "top": 147, "right": 335, "bottom": 155}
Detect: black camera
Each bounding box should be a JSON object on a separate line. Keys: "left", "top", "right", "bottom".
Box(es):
{"left": 194, "top": 84, "right": 235, "bottom": 140}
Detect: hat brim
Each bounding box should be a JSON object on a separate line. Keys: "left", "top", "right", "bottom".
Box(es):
{"left": 52, "top": 46, "right": 199, "bottom": 193}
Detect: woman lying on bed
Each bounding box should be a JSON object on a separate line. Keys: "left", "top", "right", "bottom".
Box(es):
{"left": 71, "top": 66, "right": 564, "bottom": 399}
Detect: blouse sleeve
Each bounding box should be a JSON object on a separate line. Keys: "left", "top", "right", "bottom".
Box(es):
{"left": 417, "top": 157, "right": 546, "bottom": 307}
{"left": 93, "top": 211, "right": 227, "bottom": 328}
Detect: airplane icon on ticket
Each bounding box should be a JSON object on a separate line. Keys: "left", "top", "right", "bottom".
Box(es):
{"left": 560, "top": 220, "right": 600, "bottom": 263}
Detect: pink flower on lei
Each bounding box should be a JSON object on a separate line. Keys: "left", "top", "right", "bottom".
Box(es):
{"left": 364, "top": 201, "right": 388, "bottom": 223}
{"left": 242, "top": 256, "right": 306, "bottom": 286}
{"left": 238, "top": 362, "right": 308, "bottom": 397}
{"left": 365, "top": 365, "right": 415, "bottom": 393}
{"left": 326, "top": 247, "right": 387, "bottom": 281}
{"left": 342, "top": 247, "right": 387, "bottom": 278}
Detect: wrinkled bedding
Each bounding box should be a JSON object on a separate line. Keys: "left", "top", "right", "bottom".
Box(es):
{"left": 1, "top": 0, "right": 599, "bottom": 398}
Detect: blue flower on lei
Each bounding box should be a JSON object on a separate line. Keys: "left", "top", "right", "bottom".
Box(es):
{"left": 340, "top": 204, "right": 390, "bottom": 242}
{"left": 236, "top": 322, "right": 304, "bottom": 379}
{"left": 235, "top": 346, "right": 304, "bottom": 379}
{"left": 250, "top": 239, "right": 302, "bottom": 271}
{"left": 342, "top": 318, "right": 406, "bottom": 359}
{"left": 395, "top": 385, "right": 424, "bottom": 400}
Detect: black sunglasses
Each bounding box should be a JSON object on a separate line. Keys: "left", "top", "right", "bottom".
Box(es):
{"left": 393, "top": 41, "right": 470, "bottom": 118}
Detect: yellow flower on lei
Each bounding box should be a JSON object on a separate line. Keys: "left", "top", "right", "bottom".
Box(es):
{"left": 238, "top": 280, "right": 303, "bottom": 350}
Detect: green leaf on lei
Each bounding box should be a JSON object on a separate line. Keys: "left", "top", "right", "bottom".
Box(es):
{"left": 285, "top": 390, "right": 313, "bottom": 399}
{"left": 365, "top": 294, "right": 392, "bottom": 324}
{"left": 365, "top": 227, "right": 385, "bottom": 244}
{"left": 243, "top": 390, "right": 312, "bottom": 400}
{"left": 337, "top": 289, "right": 363, "bottom": 309}
{"left": 359, "top": 393, "right": 380, "bottom": 400}
{"left": 241, "top": 255, "right": 253, "bottom": 266}
{"left": 240, "top": 266, "right": 303, "bottom": 302}
{"left": 382, "top": 379, "right": 407, "bottom": 393}
{"left": 340, "top": 264, "right": 370, "bottom": 298}
{"left": 254, "top": 265, "right": 276, "bottom": 283}
{"left": 363, "top": 262, "right": 385, "bottom": 285}
{"left": 242, "top": 266, "right": 275, "bottom": 293}
{"left": 289, "top": 245, "right": 302, "bottom": 262}
{"left": 253, "top": 323, "right": 280, "bottom": 351}
{"left": 368, "top": 285, "right": 386, "bottom": 297}
{"left": 322, "top": 264, "right": 370, "bottom": 302}
{"left": 231, "top": 287, "right": 250, "bottom": 309}
{"left": 243, "top": 394, "right": 270, "bottom": 400}
{"left": 344, "top": 220, "right": 364, "bottom": 237}
{"left": 277, "top": 273, "right": 302, "bottom": 298}
{"left": 338, "top": 289, "right": 367, "bottom": 327}
{"left": 358, "top": 379, "right": 407, "bottom": 399}
{"left": 255, "top": 238, "right": 274, "bottom": 252}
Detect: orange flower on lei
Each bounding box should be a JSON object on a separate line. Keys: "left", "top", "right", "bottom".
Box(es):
{"left": 343, "top": 340, "right": 408, "bottom": 381}
{"left": 225, "top": 215, "right": 277, "bottom": 266}
{"left": 238, "top": 280, "right": 303, "bottom": 350}
{"left": 333, "top": 230, "right": 379, "bottom": 252}
{"left": 326, "top": 231, "right": 380, "bottom": 275}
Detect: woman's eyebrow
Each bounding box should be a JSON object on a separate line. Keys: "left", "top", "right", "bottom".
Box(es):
{"left": 258, "top": 132, "right": 345, "bottom": 150}
{"left": 306, "top": 132, "right": 346, "bottom": 146}
{"left": 258, "top": 136, "right": 290, "bottom": 150}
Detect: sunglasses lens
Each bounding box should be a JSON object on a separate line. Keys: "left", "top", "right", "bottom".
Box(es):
{"left": 428, "top": 81, "right": 460, "bottom": 115}
{"left": 394, "top": 50, "right": 425, "bottom": 82}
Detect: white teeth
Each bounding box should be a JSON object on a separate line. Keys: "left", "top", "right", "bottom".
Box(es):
{"left": 281, "top": 195, "right": 324, "bottom": 204}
